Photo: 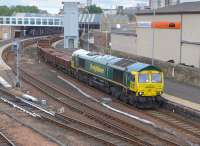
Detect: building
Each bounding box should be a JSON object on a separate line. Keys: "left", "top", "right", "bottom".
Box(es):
{"left": 111, "top": 24, "right": 137, "bottom": 54}
{"left": 135, "top": 1, "right": 200, "bottom": 68}
{"left": 103, "top": 9, "right": 117, "bottom": 15}
{"left": 63, "top": 2, "right": 79, "bottom": 49}
{"left": 100, "top": 14, "right": 129, "bottom": 32}
{"left": 0, "top": 26, "right": 12, "bottom": 40}
{"left": 149, "top": 0, "right": 180, "bottom": 9}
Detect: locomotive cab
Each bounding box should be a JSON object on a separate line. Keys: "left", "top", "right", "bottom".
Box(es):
{"left": 127, "top": 63, "right": 164, "bottom": 97}
{"left": 136, "top": 71, "right": 164, "bottom": 96}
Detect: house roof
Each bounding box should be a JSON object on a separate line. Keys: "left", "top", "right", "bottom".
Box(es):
{"left": 136, "top": 1, "right": 200, "bottom": 15}
{"left": 79, "top": 14, "right": 102, "bottom": 24}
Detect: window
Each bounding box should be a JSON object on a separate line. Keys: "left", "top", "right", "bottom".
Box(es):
{"left": 36, "top": 18, "right": 41, "bottom": 25}
{"left": 60, "top": 20, "right": 63, "bottom": 25}
{"left": 42, "top": 19, "right": 47, "bottom": 25}
{"left": 55, "top": 19, "right": 60, "bottom": 25}
{"left": 48, "top": 19, "right": 53, "bottom": 25}
{"left": 6, "top": 18, "right": 10, "bottom": 24}
{"left": 0, "top": 18, "right": 3, "bottom": 24}
{"left": 151, "top": 73, "right": 162, "bottom": 83}
{"left": 17, "top": 18, "right": 22, "bottom": 24}
{"left": 24, "top": 18, "right": 29, "bottom": 24}
{"left": 128, "top": 74, "right": 135, "bottom": 82}
{"left": 79, "top": 58, "right": 85, "bottom": 68}
{"left": 139, "top": 74, "right": 149, "bottom": 83}
{"left": 12, "top": 18, "right": 16, "bottom": 24}
{"left": 30, "top": 18, "right": 35, "bottom": 24}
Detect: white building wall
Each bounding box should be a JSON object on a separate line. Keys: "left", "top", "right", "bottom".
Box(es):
{"left": 182, "top": 14, "right": 200, "bottom": 42}
{"left": 136, "top": 14, "right": 181, "bottom": 63}
{"left": 111, "top": 33, "right": 137, "bottom": 54}
{"left": 154, "top": 29, "right": 180, "bottom": 62}
{"left": 181, "top": 14, "right": 200, "bottom": 67}
{"left": 182, "top": 44, "right": 200, "bottom": 67}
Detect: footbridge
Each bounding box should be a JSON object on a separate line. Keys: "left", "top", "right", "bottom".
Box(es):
{"left": 0, "top": 14, "right": 101, "bottom": 28}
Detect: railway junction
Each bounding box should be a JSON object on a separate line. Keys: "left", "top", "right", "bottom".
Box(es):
{"left": 0, "top": 1, "right": 200, "bottom": 146}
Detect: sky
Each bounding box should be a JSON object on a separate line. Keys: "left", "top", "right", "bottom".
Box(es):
{"left": 0, "top": 0, "right": 199, "bottom": 14}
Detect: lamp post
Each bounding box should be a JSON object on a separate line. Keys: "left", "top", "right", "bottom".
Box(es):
{"left": 105, "top": 15, "right": 111, "bottom": 54}
{"left": 152, "top": 5, "right": 156, "bottom": 65}
{"left": 85, "top": 8, "right": 90, "bottom": 51}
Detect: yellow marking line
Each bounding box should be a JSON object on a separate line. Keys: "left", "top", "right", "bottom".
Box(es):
{"left": 163, "top": 93, "right": 200, "bottom": 112}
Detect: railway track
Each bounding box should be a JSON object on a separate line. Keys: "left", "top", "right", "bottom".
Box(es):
{"left": 0, "top": 131, "right": 15, "bottom": 146}
{"left": 19, "top": 68, "right": 181, "bottom": 146}
{"left": 112, "top": 99, "right": 200, "bottom": 145}
{"left": 4, "top": 38, "right": 199, "bottom": 145}
{"left": 42, "top": 114, "right": 143, "bottom": 146}
{"left": 146, "top": 110, "right": 200, "bottom": 138}
{"left": 52, "top": 64, "right": 200, "bottom": 142}
{"left": 0, "top": 89, "right": 138, "bottom": 146}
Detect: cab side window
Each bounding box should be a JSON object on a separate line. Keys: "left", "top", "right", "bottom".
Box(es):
{"left": 128, "top": 74, "right": 135, "bottom": 82}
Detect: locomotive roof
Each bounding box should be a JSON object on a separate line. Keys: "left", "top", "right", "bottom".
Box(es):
{"left": 73, "top": 49, "right": 122, "bottom": 65}
{"left": 127, "top": 62, "right": 161, "bottom": 72}
{"left": 73, "top": 49, "right": 161, "bottom": 72}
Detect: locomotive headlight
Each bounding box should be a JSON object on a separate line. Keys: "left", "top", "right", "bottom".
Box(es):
{"left": 157, "top": 91, "right": 163, "bottom": 95}
{"left": 139, "top": 92, "right": 144, "bottom": 95}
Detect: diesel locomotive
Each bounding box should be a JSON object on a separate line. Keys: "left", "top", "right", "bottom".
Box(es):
{"left": 39, "top": 47, "right": 164, "bottom": 108}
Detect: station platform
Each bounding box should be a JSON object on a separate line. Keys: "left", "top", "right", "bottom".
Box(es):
{"left": 163, "top": 93, "right": 200, "bottom": 112}
{"left": 163, "top": 79, "right": 200, "bottom": 115}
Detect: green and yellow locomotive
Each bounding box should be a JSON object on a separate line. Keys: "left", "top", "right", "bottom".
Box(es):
{"left": 72, "top": 49, "right": 164, "bottom": 108}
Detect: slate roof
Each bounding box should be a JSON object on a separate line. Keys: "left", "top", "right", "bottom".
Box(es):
{"left": 136, "top": 1, "right": 200, "bottom": 15}
{"left": 79, "top": 14, "right": 102, "bottom": 24}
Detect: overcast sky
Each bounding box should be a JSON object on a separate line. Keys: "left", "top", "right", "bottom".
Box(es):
{"left": 0, "top": 0, "right": 199, "bottom": 14}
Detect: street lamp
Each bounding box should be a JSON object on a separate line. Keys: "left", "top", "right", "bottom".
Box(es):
{"left": 84, "top": 8, "right": 90, "bottom": 51}
{"left": 152, "top": 4, "right": 156, "bottom": 65}
{"left": 105, "top": 15, "right": 111, "bottom": 54}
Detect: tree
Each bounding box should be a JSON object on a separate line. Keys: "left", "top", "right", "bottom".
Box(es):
{"left": 85, "top": 5, "right": 103, "bottom": 14}
{"left": 0, "top": 5, "right": 40, "bottom": 16}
